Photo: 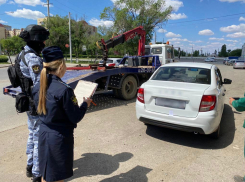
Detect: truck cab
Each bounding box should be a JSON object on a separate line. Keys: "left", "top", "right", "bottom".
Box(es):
{"left": 145, "top": 44, "right": 175, "bottom": 65}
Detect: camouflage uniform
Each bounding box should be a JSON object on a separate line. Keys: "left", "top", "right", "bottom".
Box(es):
{"left": 20, "top": 45, "right": 43, "bottom": 178}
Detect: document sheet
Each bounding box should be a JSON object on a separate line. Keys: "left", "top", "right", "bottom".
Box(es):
{"left": 74, "top": 80, "right": 98, "bottom": 106}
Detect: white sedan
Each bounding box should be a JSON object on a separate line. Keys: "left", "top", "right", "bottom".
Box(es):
{"left": 204, "top": 57, "right": 215, "bottom": 62}
{"left": 136, "top": 62, "right": 232, "bottom": 138}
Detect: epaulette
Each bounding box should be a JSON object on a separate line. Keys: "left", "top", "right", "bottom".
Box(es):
{"left": 58, "top": 80, "right": 71, "bottom": 88}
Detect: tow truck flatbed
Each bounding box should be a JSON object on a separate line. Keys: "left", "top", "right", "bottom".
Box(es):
{"left": 3, "top": 55, "right": 161, "bottom": 100}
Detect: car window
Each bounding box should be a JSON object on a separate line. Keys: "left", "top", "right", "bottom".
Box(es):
{"left": 106, "top": 60, "right": 113, "bottom": 63}
{"left": 215, "top": 69, "right": 222, "bottom": 89}
{"left": 116, "top": 59, "right": 121, "bottom": 63}
{"left": 145, "top": 48, "right": 150, "bottom": 55}
{"left": 99, "top": 60, "right": 103, "bottom": 63}
{"left": 152, "top": 47, "right": 162, "bottom": 54}
{"left": 152, "top": 67, "right": 211, "bottom": 84}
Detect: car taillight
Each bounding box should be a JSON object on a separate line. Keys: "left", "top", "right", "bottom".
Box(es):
{"left": 199, "top": 95, "right": 216, "bottom": 112}
{"left": 108, "top": 63, "right": 115, "bottom": 67}
{"left": 137, "top": 88, "right": 144, "bottom": 103}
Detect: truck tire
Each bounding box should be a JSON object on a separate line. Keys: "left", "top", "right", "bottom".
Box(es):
{"left": 118, "top": 75, "right": 137, "bottom": 100}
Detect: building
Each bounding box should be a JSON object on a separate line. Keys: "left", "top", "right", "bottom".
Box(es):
{"left": 242, "top": 43, "right": 245, "bottom": 59}
{"left": 4, "top": 25, "right": 11, "bottom": 31}
{"left": 37, "top": 17, "right": 47, "bottom": 26}
{"left": 80, "top": 20, "right": 97, "bottom": 35}
{"left": 0, "top": 24, "right": 6, "bottom": 40}
{"left": 9, "top": 28, "right": 24, "bottom": 37}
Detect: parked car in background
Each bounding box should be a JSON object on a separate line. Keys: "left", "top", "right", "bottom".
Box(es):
{"left": 233, "top": 60, "right": 245, "bottom": 69}
{"left": 99, "top": 58, "right": 122, "bottom": 67}
{"left": 223, "top": 57, "right": 229, "bottom": 64}
{"left": 136, "top": 62, "right": 232, "bottom": 138}
{"left": 227, "top": 59, "right": 236, "bottom": 66}
{"left": 204, "top": 57, "right": 215, "bottom": 62}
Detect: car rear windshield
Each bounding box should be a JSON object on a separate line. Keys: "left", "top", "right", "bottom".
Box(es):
{"left": 236, "top": 61, "right": 245, "bottom": 63}
{"left": 151, "top": 67, "right": 211, "bottom": 84}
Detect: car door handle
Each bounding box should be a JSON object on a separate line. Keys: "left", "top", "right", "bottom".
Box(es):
{"left": 222, "top": 93, "right": 225, "bottom": 96}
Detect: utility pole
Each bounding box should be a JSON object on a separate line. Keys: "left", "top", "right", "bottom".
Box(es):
{"left": 69, "top": 12, "right": 72, "bottom": 63}
{"left": 155, "top": 31, "right": 156, "bottom": 44}
{"left": 47, "top": 0, "right": 50, "bottom": 18}
{"left": 192, "top": 46, "right": 193, "bottom": 61}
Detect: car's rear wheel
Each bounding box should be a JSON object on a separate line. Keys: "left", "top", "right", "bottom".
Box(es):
{"left": 118, "top": 75, "right": 137, "bottom": 100}
{"left": 210, "top": 124, "right": 220, "bottom": 139}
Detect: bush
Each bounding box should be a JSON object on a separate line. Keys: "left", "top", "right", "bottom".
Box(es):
{"left": 0, "top": 55, "right": 8, "bottom": 62}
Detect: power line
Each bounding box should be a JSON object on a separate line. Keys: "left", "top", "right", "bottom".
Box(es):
{"left": 168, "top": 12, "right": 245, "bottom": 25}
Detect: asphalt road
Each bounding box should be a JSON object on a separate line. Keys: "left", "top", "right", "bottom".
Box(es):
{"left": 0, "top": 58, "right": 245, "bottom": 182}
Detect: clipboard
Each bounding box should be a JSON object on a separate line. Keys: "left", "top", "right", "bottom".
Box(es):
{"left": 74, "top": 80, "right": 98, "bottom": 106}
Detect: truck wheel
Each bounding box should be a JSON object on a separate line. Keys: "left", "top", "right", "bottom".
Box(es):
{"left": 118, "top": 76, "right": 137, "bottom": 100}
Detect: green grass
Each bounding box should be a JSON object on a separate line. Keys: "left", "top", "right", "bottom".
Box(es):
{"left": 0, "top": 62, "right": 9, "bottom": 64}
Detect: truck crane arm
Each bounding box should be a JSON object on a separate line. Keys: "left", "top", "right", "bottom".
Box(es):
{"left": 96, "top": 26, "right": 146, "bottom": 66}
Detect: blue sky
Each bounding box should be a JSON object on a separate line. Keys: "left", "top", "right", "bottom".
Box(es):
{"left": 0, "top": 0, "right": 245, "bottom": 54}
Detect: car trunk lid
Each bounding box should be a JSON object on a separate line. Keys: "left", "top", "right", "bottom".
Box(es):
{"left": 144, "top": 80, "right": 210, "bottom": 118}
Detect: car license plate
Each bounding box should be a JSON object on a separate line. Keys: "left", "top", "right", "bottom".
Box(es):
{"left": 155, "top": 98, "right": 186, "bottom": 109}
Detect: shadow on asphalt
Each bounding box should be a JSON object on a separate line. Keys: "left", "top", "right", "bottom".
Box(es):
{"left": 66, "top": 152, "right": 151, "bottom": 181}
{"left": 86, "top": 92, "right": 136, "bottom": 113}
{"left": 145, "top": 104, "right": 235, "bottom": 150}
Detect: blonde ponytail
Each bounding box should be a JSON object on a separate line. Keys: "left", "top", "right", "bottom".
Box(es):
{"left": 37, "top": 58, "right": 65, "bottom": 115}
{"left": 37, "top": 67, "right": 48, "bottom": 115}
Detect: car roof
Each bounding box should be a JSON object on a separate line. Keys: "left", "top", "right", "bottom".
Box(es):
{"left": 107, "top": 58, "right": 121, "bottom": 60}
{"left": 161, "top": 62, "right": 213, "bottom": 69}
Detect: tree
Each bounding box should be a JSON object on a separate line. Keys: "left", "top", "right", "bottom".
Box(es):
{"left": 227, "top": 49, "right": 231, "bottom": 56}
{"left": 43, "top": 15, "right": 69, "bottom": 53}
{"left": 100, "top": 0, "right": 172, "bottom": 55}
{"left": 229, "top": 49, "right": 242, "bottom": 57}
{"left": 193, "top": 50, "right": 199, "bottom": 57}
{"left": 220, "top": 44, "right": 228, "bottom": 57}
{"left": 0, "top": 38, "right": 15, "bottom": 54}
{"left": 11, "top": 36, "right": 25, "bottom": 54}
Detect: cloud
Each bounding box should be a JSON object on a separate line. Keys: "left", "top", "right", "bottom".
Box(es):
{"left": 239, "top": 17, "right": 245, "bottom": 21}
{"left": 227, "top": 39, "right": 238, "bottom": 42}
{"left": 6, "top": 8, "right": 45, "bottom": 20}
{"left": 169, "top": 13, "right": 187, "bottom": 20}
{"left": 8, "top": 0, "right": 15, "bottom": 4}
{"left": 157, "top": 29, "right": 167, "bottom": 33}
{"left": 219, "top": 0, "right": 245, "bottom": 2}
{"left": 165, "top": 32, "right": 182, "bottom": 38}
{"left": 164, "top": 0, "right": 184, "bottom": 12}
{"left": 226, "top": 32, "right": 245, "bottom": 38}
{"left": 0, "top": 0, "right": 6, "bottom": 5}
{"left": 14, "top": 0, "right": 44, "bottom": 6}
{"left": 168, "top": 38, "right": 188, "bottom": 41}
{"left": 0, "top": 20, "right": 7, "bottom": 24}
{"left": 198, "top": 29, "right": 214, "bottom": 35}
{"left": 220, "top": 23, "right": 245, "bottom": 32}
{"left": 211, "top": 42, "right": 222, "bottom": 45}
{"left": 209, "top": 37, "right": 225, "bottom": 41}
{"left": 111, "top": 0, "right": 184, "bottom": 12}
{"left": 89, "top": 18, "right": 114, "bottom": 27}
{"left": 195, "top": 40, "right": 202, "bottom": 43}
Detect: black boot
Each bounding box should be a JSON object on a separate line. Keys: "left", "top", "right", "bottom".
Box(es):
{"left": 26, "top": 165, "right": 33, "bottom": 177}
{"left": 32, "top": 176, "right": 41, "bottom": 182}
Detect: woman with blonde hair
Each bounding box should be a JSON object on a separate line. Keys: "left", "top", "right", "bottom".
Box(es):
{"left": 32, "top": 46, "right": 92, "bottom": 182}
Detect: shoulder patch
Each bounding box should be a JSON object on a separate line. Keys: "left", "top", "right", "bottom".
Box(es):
{"left": 71, "top": 95, "right": 78, "bottom": 105}
{"left": 32, "top": 65, "right": 40, "bottom": 74}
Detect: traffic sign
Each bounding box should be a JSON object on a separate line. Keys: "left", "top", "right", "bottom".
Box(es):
{"left": 65, "top": 44, "right": 69, "bottom": 48}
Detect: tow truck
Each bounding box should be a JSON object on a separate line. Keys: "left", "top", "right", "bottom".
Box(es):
{"left": 3, "top": 26, "right": 166, "bottom": 100}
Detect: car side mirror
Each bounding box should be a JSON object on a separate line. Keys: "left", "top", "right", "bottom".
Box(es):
{"left": 223, "top": 78, "right": 232, "bottom": 84}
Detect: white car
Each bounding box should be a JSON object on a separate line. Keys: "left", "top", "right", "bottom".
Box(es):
{"left": 136, "top": 62, "right": 232, "bottom": 138}
{"left": 99, "top": 58, "right": 122, "bottom": 67}
{"left": 204, "top": 57, "right": 215, "bottom": 62}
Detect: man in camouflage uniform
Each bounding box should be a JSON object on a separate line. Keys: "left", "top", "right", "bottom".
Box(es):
{"left": 19, "top": 24, "right": 49, "bottom": 182}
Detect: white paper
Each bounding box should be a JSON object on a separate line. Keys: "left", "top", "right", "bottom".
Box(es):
{"left": 74, "top": 80, "right": 98, "bottom": 106}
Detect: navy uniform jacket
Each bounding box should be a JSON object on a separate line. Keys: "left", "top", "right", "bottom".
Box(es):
{"left": 32, "top": 74, "right": 88, "bottom": 133}
{"left": 32, "top": 74, "right": 88, "bottom": 181}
